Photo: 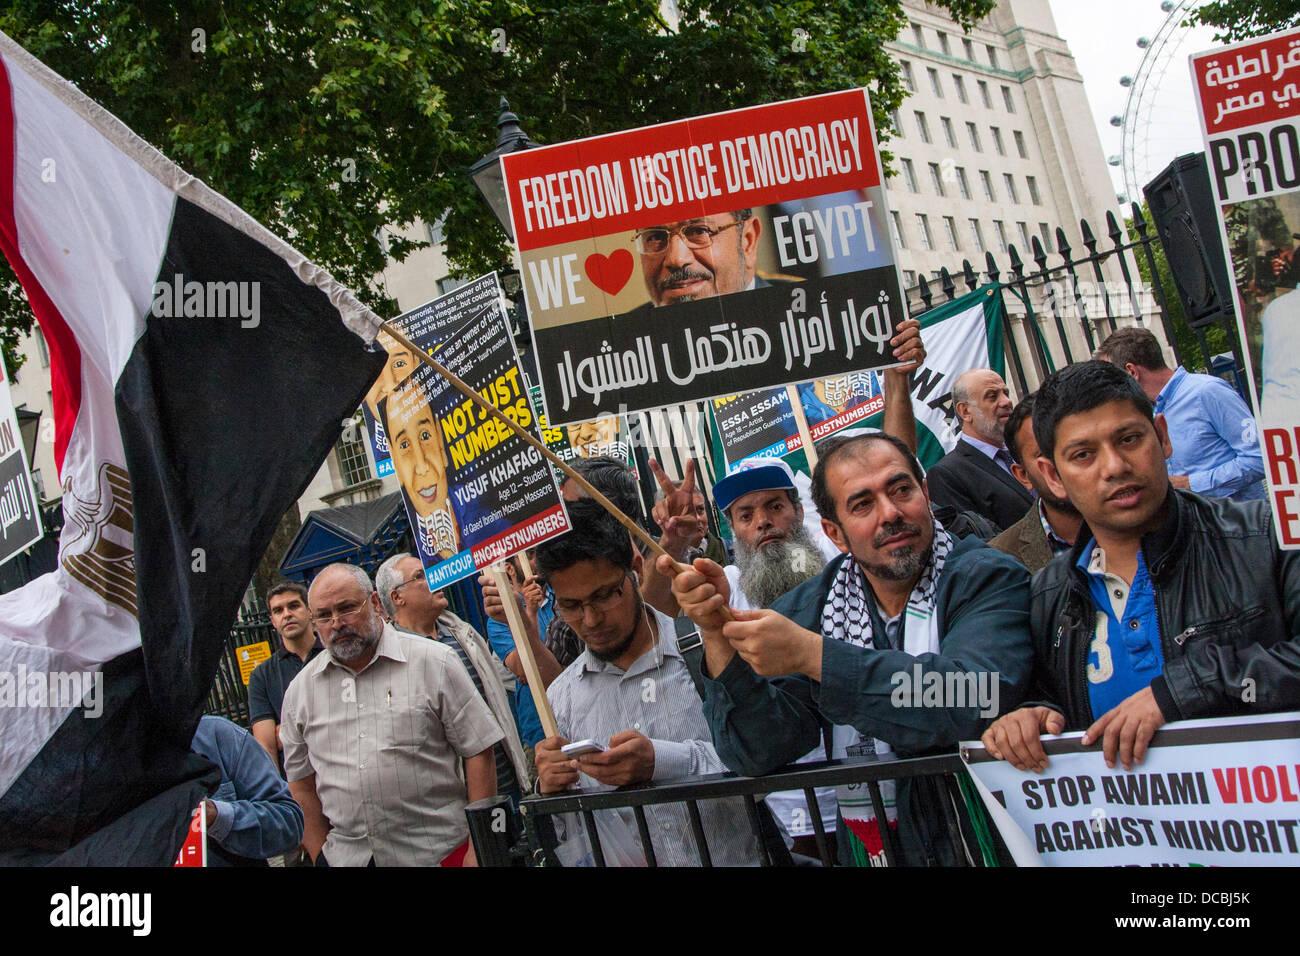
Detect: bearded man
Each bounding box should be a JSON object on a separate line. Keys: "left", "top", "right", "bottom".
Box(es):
{"left": 667, "top": 432, "right": 1034, "bottom": 865}
{"left": 279, "top": 563, "right": 503, "bottom": 866}
{"left": 925, "top": 368, "right": 1032, "bottom": 533}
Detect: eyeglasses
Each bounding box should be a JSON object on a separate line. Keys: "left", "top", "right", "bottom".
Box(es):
{"left": 633, "top": 219, "right": 744, "bottom": 256}
{"left": 310, "top": 599, "right": 369, "bottom": 627}
{"left": 554, "top": 573, "right": 630, "bottom": 619}
{"left": 392, "top": 573, "right": 425, "bottom": 592}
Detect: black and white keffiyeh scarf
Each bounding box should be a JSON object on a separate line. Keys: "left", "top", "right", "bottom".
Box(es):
{"left": 820, "top": 520, "right": 954, "bottom": 655}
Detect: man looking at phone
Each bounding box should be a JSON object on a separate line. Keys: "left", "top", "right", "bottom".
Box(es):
{"left": 532, "top": 499, "right": 761, "bottom": 866}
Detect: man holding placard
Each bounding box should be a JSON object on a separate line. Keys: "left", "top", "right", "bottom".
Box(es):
{"left": 668, "top": 431, "right": 1033, "bottom": 865}
{"left": 981, "top": 362, "right": 1300, "bottom": 775}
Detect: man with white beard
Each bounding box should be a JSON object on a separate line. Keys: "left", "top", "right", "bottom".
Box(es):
{"left": 712, "top": 457, "right": 842, "bottom": 860}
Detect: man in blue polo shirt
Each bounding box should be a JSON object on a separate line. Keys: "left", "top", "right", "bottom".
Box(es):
{"left": 1096, "top": 326, "right": 1264, "bottom": 501}
{"left": 983, "top": 361, "right": 1300, "bottom": 774}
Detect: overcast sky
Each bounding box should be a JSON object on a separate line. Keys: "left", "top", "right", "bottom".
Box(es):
{"left": 1048, "top": 0, "right": 1223, "bottom": 203}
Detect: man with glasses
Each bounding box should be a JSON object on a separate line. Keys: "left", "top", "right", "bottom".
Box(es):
{"left": 632, "top": 209, "right": 772, "bottom": 309}
{"left": 279, "top": 562, "right": 504, "bottom": 866}
{"left": 531, "top": 499, "right": 761, "bottom": 866}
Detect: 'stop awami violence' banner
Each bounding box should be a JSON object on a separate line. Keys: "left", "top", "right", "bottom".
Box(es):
{"left": 501, "top": 89, "right": 905, "bottom": 426}
{"left": 1192, "top": 27, "right": 1300, "bottom": 547}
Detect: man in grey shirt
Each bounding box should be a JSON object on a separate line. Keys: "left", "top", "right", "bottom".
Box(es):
{"left": 533, "top": 500, "right": 761, "bottom": 867}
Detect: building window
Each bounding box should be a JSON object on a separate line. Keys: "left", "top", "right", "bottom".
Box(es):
{"left": 938, "top": 31, "right": 951, "bottom": 56}
{"left": 1027, "top": 175, "right": 1042, "bottom": 205}
{"left": 986, "top": 45, "right": 998, "bottom": 69}
{"left": 890, "top": 211, "right": 906, "bottom": 249}
{"left": 916, "top": 214, "right": 934, "bottom": 251}
{"left": 940, "top": 116, "right": 957, "bottom": 148}
{"left": 1002, "top": 85, "right": 1016, "bottom": 113}
{"left": 1003, "top": 173, "right": 1020, "bottom": 203}
{"left": 994, "top": 219, "right": 1009, "bottom": 252}
{"left": 903, "top": 269, "right": 917, "bottom": 288}
{"left": 900, "top": 61, "right": 915, "bottom": 93}
{"left": 1039, "top": 222, "right": 1053, "bottom": 247}
{"left": 438, "top": 275, "right": 469, "bottom": 295}
{"left": 928, "top": 68, "right": 943, "bottom": 98}
{"left": 30, "top": 468, "right": 44, "bottom": 501}
{"left": 901, "top": 158, "right": 919, "bottom": 193}
{"left": 966, "top": 122, "right": 982, "bottom": 152}
{"left": 929, "top": 162, "right": 946, "bottom": 197}
{"left": 991, "top": 126, "right": 1005, "bottom": 156}
{"left": 963, "top": 38, "right": 975, "bottom": 60}
{"left": 427, "top": 213, "right": 447, "bottom": 246}
{"left": 35, "top": 327, "right": 49, "bottom": 368}
{"left": 915, "top": 111, "right": 932, "bottom": 143}
{"left": 969, "top": 218, "right": 986, "bottom": 252}
{"left": 978, "top": 80, "right": 992, "bottom": 109}
{"left": 1014, "top": 130, "right": 1028, "bottom": 159}
{"left": 980, "top": 169, "right": 996, "bottom": 201}
{"left": 890, "top": 109, "right": 904, "bottom": 136}
{"left": 912, "top": 22, "right": 925, "bottom": 48}
{"left": 953, "top": 74, "right": 968, "bottom": 104}
{"left": 336, "top": 420, "right": 373, "bottom": 487}
{"left": 955, "top": 166, "right": 972, "bottom": 199}
{"left": 944, "top": 215, "right": 961, "bottom": 251}
{"left": 1017, "top": 221, "right": 1031, "bottom": 250}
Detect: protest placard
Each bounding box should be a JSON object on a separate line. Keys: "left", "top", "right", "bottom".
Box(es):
{"left": 501, "top": 89, "right": 906, "bottom": 426}
{"left": 530, "top": 384, "right": 634, "bottom": 483}
{"left": 0, "top": 360, "right": 42, "bottom": 567}
{"left": 380, "top": 274, "right": 570, "bottom": 590}
{"left": 362, "top": 280, "right": 508, "bottom": 477}
{"left": 962, "top": 711, "right": 1300, "bottom": 866}
{"left": 1192, "top": 28, "right": 1300, "bottom": 546}
{"left": 709, "top": 285, "right": 1007, "bottom": 470}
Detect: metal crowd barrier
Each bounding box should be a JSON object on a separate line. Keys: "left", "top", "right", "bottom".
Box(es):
{"left": 466, "top": 752, "right": 986, "bottom": 868}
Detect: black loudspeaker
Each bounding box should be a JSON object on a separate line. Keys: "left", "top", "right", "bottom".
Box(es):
{"left": 1143, "top": 152, "right": 1235, "bottom": 330}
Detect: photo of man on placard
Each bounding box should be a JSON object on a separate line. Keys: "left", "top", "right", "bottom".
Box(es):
{"left": 382, "top": 375, "right": 461, "bottom": 562}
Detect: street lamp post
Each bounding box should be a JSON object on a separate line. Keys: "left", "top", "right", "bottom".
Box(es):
{"left": 468, "top": 98, "right": 538, "bottom": 242}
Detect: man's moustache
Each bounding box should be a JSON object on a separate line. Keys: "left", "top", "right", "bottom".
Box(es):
{"left": 657, "top": 266, "right": 712, "bottom": 291}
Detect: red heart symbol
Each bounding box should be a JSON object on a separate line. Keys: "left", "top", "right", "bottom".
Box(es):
{"left": 585, "top": 249, "right": 634, "bottom": 296}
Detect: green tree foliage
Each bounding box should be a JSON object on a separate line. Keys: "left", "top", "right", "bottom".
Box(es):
{"left": 1189, "top": 0, "right": 1300, "bottom": 41}
{"left": 0, "top": 0, "right": 993, "bottom": 376}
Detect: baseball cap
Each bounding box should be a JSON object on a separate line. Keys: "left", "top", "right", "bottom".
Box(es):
{"left": 712, "top": 457, "right": 798, "bottom": 513}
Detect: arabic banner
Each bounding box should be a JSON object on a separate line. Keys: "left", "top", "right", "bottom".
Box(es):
{"left": 380, "top": 273, "right": 570, "bottom": 590}
{"left": 530, "top": 384, "right": 634, "bottom": 482}
{"left": 0, "top": 360, "right": 42, "bottom": 567}
{"left": 500, "top": 89, "right": 906, "bottom": 426}
{"left": 1192, "top": 27, "right": 1300, "bottom": 547}
{"left": 363, "top": 281, "right": 508, "bottom": 477}
{"left": 962, "top": 712, "right": 1300, "bottom": 866}
{"left": 708, "top": 285, "right": 1006, "bottom": 471}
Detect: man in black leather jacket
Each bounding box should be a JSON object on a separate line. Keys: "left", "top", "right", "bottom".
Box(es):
{"left": 982, "top": 361, "right": 1300, "bottom": 773}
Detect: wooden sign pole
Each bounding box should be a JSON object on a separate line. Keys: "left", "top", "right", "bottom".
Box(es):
{"left": 787, "top": 384, "right": 819, "bottom": 470}
{"left": 489, "top": 562, "right": 558, "bottom": 739}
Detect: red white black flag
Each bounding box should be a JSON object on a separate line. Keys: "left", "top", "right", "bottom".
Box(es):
{"left": 0, "top": 32, "right": 385, "bottom": 863}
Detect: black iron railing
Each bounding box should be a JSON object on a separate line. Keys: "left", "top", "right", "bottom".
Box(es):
{"left": 466, "top": 752, "right": 991, "bottom": 868}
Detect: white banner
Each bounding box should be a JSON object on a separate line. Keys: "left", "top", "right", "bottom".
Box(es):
{"left": 962, "top": 712, "right": 1300, "bottom": 866}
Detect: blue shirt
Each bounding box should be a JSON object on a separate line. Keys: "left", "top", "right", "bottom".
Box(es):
{"left": 1078, "top": 541, "right": 1165, "bottom": 719}
{"left": 485, "top": 592, "right": 554, "bottom": 748}
{"left": 190, "top": 715, "right": 304, "bottom": 864}
{"left": 1155, "top": 366, "right": 1265, "bottom": 501}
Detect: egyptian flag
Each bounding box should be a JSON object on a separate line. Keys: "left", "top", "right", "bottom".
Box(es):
{"left": 0, "top": 33, "right": 385, "bottom": 863}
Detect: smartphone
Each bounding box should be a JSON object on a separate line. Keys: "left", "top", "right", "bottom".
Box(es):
{"left": 561, "top": 739, "right": 607, "bottom": 758}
